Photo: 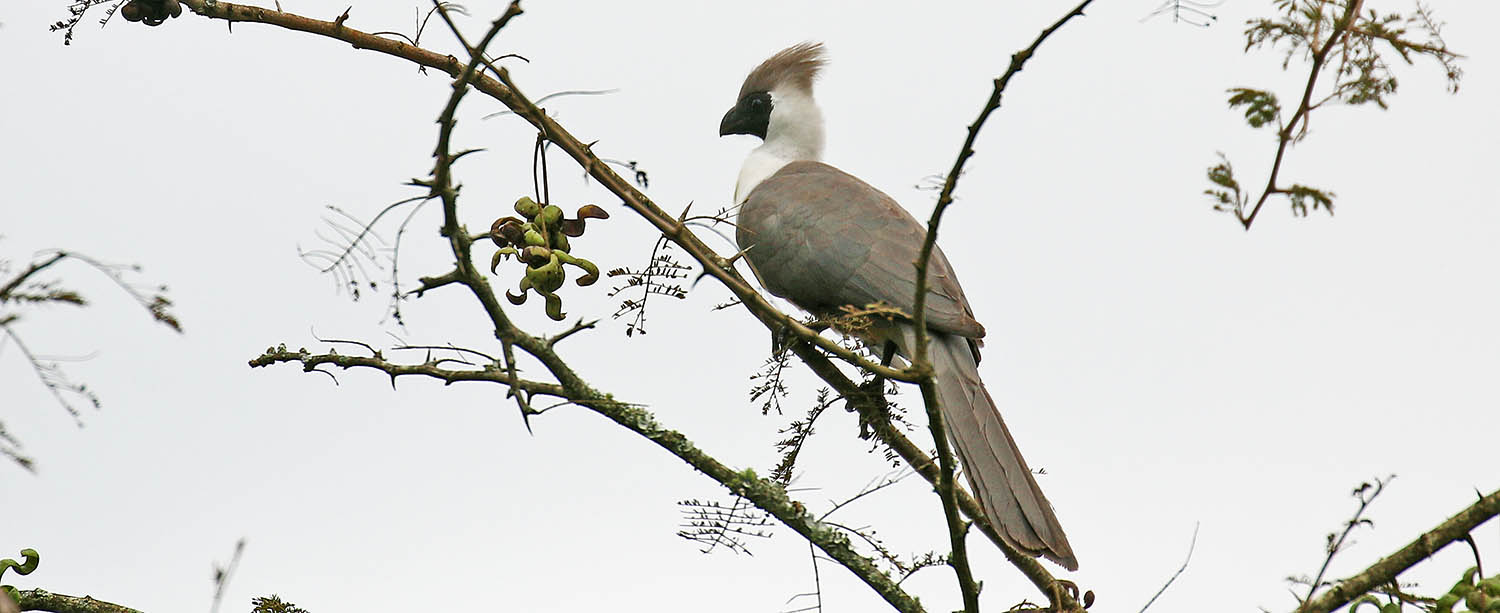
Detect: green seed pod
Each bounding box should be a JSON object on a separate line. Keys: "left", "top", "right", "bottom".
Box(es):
{"left": 550, "top": 231, "right": 571, "bottom": 253}
{"left": 527, "top": 254, "right": 566, "bottom": 293}
{"left": 523, "top": 228, "right": 547, "bottom": 247}
{"left": 539, "top": 205, "right": 564, "bottom": 227}
{"left": 514, "top": 196, "right": 542, "bottom": 218}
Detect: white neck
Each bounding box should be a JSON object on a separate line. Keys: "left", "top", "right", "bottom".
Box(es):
{"left": 734, "top": 89, "right": 825, "bottom": 203}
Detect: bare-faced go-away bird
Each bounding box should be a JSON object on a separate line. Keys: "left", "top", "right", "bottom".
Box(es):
{"left": 719, "top": 42, "right": 1078, "bottom": 571}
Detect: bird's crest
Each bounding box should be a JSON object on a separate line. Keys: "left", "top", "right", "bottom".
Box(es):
{"left": 740, "top": 42, "right": 826, "bottom": 98}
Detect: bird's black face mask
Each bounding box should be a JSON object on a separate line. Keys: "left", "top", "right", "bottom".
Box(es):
{"left": 719, "top": 91, "right": 772, "bottom": 139}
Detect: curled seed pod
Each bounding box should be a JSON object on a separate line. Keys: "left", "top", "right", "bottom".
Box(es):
{"left": 490, "top": 247, "right": 517, "bottom": 274}
{"left": 505, "top": 288, "right": 528, "bottom": 305}
{"left": 559, "top": 219, "right": 586, "bottom": 237}
{"left": 561, "top": 204, "right": 610, "bottom": 236}
{"left": 491, "top": 217, "right": 524, "bottom": 246}
{"left": 514, "top": 196, "right": 542, "bottom": 218}
{"left": 572, "top": 256, "right": 600, "bottom": 286}
{"left": 541, "top": 291, "right": 565, "bottom": 321}
{"left": 550, "top": 232, "right": 570, "bottom": 253}
{"left": 121, "top": 2, "right": 144, "bottom": 21}
{"left": 576, "top": 204, "right": 609, "bottom": 220}
{"left": 164, "top": 0, "right": 182, "bottom": 17}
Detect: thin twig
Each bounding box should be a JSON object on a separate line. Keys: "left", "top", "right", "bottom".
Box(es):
{"left": 1137, "top": 523, "right": 1199, "bottom": 613}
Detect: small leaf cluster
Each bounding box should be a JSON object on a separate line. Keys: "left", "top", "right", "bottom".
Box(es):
{"left": 252, "top": 595, "right": 311, "bottom": 613}
{"left": 1227, "top": 88, "right": 1280, "bottom": 129}
{"left": 1206, "top": 0, "right": 1461, "bottom": 226}
{"left": 489, "top": 197, "right": 609, "bottom": 321}
{"left": 1203, "top": 152, "right": 1245, "bottom": 213}
{"left": 1285, "top": 183, "right": 1335, "bottom": 217}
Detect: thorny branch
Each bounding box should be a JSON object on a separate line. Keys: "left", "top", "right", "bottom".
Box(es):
{"left": 41, "top": 0, "right": 1090, "bottom": 606}
{"left": 909, "top": 1, "right": 1098, "bottom": 610}
{"left": 248, "top": 345, "right": 568, "bottom": 396}
{"left": 164, "top": 2, "right": 911, "bottom": 380}
{"left": 174, "top": 1, "right": 926, "bottom": 609}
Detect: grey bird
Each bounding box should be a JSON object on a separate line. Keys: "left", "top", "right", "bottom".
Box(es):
{"left": 719, "top": 42, "right": 1079, "bottom": 571}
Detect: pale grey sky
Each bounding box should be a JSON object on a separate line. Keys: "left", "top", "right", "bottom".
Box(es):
{"left": 3, "top": 1, "right": 1498, "bottom": 612}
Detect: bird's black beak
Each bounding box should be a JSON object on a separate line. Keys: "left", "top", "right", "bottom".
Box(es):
{"left": 719, "top": 92, "right": 771, "bottom": 139}
{"left": 719, "top": 106, "right": 748, "bottom": 137}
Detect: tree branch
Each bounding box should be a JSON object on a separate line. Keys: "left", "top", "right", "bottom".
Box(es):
{"left": 906, "top": 1, "right": 1098, "bottom": 609}
{"left": 247, "top": 346, "right": 564, "bottom": 394}
{"left": 1294, "top": 487, "right": 1500, "bottom": 613}
{"left": 172, "top": 0, "right": 913, "bottom": 383}
{"left": 199, "top": 3, "right": 927, "bottom": 608}
{"left": 785, "top": 340, "right": 1083, "bottom": 612}
{"left": 15, "top": 590, "right": 143, "bottom": 613}
{"left": 0, "top": 254, "right": 67, "bottom": 302}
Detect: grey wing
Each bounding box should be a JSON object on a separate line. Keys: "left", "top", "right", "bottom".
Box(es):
{"left": 736, "top": 161, "right": 985, "bottom": 339}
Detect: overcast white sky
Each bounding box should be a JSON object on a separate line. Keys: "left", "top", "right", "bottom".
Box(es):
{"left": 3, "top": 1, "right": 1498, "bottom": 612}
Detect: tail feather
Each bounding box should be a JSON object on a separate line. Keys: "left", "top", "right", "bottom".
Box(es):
{"left": 920, "top": 330, "right": 1078, "bottom": 570}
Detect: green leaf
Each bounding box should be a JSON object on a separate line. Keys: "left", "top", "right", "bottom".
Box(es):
{"left": 1204, "top": 153, "right": 1244, "bottom": 212}
{"left": 1286, "top": 184, "right": 1335, "bottom": 217}
{"left": 1227, "top": 87, "right": 1281, "bottom": 128}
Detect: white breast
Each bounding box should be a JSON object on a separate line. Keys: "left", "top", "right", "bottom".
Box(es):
{"left": 735, "top": 147, "right": 793, "bottom": 204}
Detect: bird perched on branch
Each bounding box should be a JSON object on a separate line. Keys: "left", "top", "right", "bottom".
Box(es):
{"left": 719, "top": 42, "right": 1078, "bottom": 571}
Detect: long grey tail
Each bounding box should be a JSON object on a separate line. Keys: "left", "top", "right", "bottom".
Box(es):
{"left": 918, "top": 330, "right": 1078, "bottom": 571}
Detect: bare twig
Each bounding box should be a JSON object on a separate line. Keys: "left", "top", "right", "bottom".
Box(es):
{"left": 1137, "top": 523, "right": 1199, "bottom": 613}
{"left": 1299, "top": 478, "right": 1391, "bottom": 606}
{"left": 209, "top": 539, "right": 245, "bottom": 613}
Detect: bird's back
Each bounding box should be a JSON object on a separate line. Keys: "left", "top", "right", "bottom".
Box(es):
{"left": 736, "top": 161, "right": 985, "bottom": 340}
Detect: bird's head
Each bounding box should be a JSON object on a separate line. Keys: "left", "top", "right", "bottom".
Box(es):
{"left": 720, "top": 42, "right": 827, "bottom": 154}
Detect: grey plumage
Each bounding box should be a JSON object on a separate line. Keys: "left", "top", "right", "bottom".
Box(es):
{"left": 722, "top": 43, "right": 1078, "bottom": 570}
{"left": 737, "top": 162, "right": 1079, "bottom": 570}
